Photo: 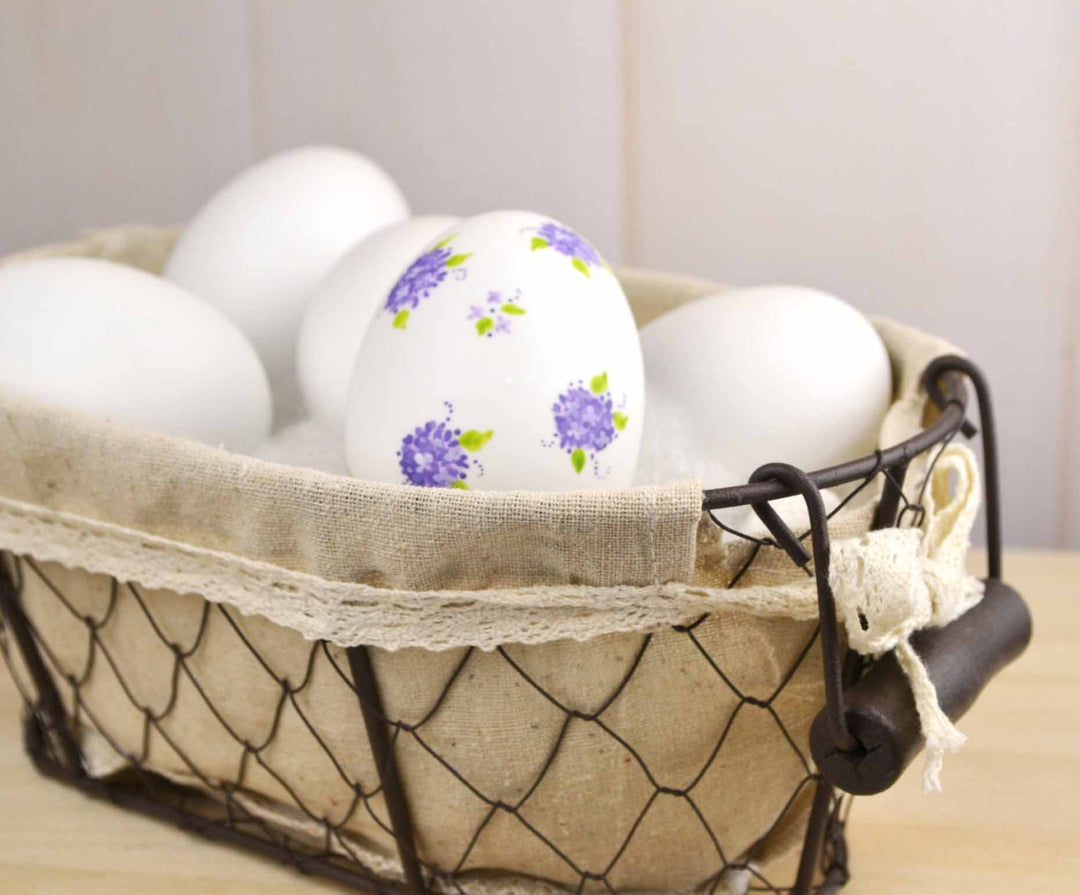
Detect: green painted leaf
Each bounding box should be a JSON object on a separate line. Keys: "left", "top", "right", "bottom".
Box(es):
{"left": 459, "top": 429, "right": 494, "bottom": 452}
{"left": 450, "top": 480, "right": 469, "bottom": 490}
{"left": 446, "top": 253, "right": 472, "bottom": 267}
{"left": 476, "top": 317, "right": 494, "bottom": 336}
{"left": 530, "top": 237, "right": 549, "bottom": 251}
{"left": 612, "top": 412, "right": 629, "bottom": 431}
{"left": 500, "top": 303, "right": 526, "bottom": 315}
{"left": 571, "top": 448, "right": 586, "bottom": 474}
{"left": 572, "top": 257, "right": 590, "bottom": 277}
{"left": 392, "top": 310, "right": 410, "bottom": 329}
{"left": 433, "top": 235, "right": 456, "bottom": 249}
{"left": 590, "top": 372, "right": 608, "bottom": 394}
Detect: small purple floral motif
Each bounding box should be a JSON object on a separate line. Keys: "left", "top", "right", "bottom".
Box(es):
{"left": 385, "top": 238, "right": 472, "bottom": 329}
{"left": 528, "top": 221, "right": 604, "bottom": 276}
{"left": 553, "top": 386, "right": 616, "bottom": 453}
{"left": 385, "top": 246, "right": 452, "bottom": 315}
{"left": 467, "top": 289, "right": 525, "bottom": 337}
{"left": 549, "top": 372, "right": 629, "bottom": 475}
{"left": 535, "top": 222, "right": 602, "bottom": 267}
{"left": 397, "top": 404, "right": 493, "bottom": 489}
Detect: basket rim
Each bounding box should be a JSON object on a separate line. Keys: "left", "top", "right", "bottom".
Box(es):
{"left": 702, "top": 366, "right": 967, "bottom": 510}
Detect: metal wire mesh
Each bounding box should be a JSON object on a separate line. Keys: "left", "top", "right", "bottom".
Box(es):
{"left": 0, "top": 393, "right": 967, "bottom": 895}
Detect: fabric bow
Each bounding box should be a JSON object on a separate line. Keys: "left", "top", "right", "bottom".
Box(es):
{"left": 829, "top": 444, "right": 984, "bottom": 791}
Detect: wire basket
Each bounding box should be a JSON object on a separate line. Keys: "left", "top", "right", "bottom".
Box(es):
{"left": 0, "top": 235, "right": 1032, "bottom": 894}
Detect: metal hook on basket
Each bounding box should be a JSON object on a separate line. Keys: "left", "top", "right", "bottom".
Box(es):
{"left": 922, "top": 355, "right": 1002, "bottom": 581}
{"left": 747, "top": 463, "right": 858, "bottom": 755}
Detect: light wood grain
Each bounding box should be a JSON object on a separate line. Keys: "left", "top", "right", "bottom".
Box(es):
{"left": 0, "top": 549, "right": 1074, "bottom": 892}
{"left": 849, "top": 550, "right": 1080, "bottom": 893}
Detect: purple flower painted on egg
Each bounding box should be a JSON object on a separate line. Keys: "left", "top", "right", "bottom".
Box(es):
{"left": 549, "top": 372, "right": 629, "bottom": 475}
{"left": 528, "top": 221, "right": 604, "bottom": 276}
{"left": 399, "top": 419, "right": 469, "bottom": 488}
{"left": 553, "top": 386, "right": 616, "bottom": 454}
{"left": 469, "top": 289, "right": 526, "bottom": 337}
{"left": 397, "top": 406, "right": 493, "bottom": 489}
{"left": 385, "top": 238, "right": 472, "bottom": 328}
{"left": 535, "top": 222, "right": 602, "bottom": 266}
{"left": 386, "top": 246, "right": 453, "bottom": 315}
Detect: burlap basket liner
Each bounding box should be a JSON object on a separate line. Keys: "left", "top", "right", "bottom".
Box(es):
{"left": 0, "top": 228, "right": 962, "bottom": 892}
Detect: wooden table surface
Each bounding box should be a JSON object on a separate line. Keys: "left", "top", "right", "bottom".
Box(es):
{"left": 1, "top": 550, "right": 1076, "bottom": 893}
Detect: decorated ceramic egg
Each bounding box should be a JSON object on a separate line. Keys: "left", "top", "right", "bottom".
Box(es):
{"left": 344, "top": 211, "right": 644, "bottom": 491}
{"left": 297, "top": 215, "right": 461, "bottom": 434}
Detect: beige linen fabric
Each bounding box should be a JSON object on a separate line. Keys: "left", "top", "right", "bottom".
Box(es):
{"left": 0, "top": 227, "right": 952, "bottom": 611}
{"left": 0, "top": 401, "right": 702, "bottom": 593}
{"left": 0, "top": 228, "right": 969, "bottom": 892}
{"left": 12, "top": 555, "right": 824, "bottom": 893}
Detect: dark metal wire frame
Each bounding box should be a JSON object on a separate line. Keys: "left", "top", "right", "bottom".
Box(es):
{"left": 721, "top": 356, "right": 998, "bottom": 895}
{"left": 701, "top": 368, "right": 971, "bottom": 512}
{"left": 702, "top": 361, "right": 993, "bottom": 763}
{"left": 0, "top": 356, "right": 1000, "bottom": 895}
{"left": 344, "top": 356, "right": 995, "bottom": 895}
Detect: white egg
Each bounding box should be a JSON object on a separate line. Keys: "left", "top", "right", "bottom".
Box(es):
{"left": 345, "top": 211, "right": 644, "bottom": 491}
{"left": 297, "top": 215, "right": 460, "bottom": 433}
{"left": 640, "top": 286, "right": 892, "bottom": 483}
{"left": 0, "top": 258, "right": 272, "bottom": 452}
{"left": 164, "top": 146, "right": 409, "bottom": 418}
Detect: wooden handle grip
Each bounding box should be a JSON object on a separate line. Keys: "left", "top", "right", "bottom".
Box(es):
{"left": 810, "top": 577, "right": 1032, "bottom": 795}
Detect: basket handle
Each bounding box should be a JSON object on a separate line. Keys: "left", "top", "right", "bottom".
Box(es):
{"left": 810, "top": 356, "right": 1031, "bottom": 795}
{"left": 810, "top": 577, "right": 1030, "bottom": 794}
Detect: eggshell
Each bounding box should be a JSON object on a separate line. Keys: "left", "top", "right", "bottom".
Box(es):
{"left": 164, "top": 146, "right": 409, "bottom": 417}
{"left": 297, "top": 215, "right": 460, "bottom": 433}
{"left": 640, "top": 286, "right": 892, "bottom": 482}
{"left": 0, "top": 257, "right": 272, "bottom": 452}
{"left": 345, "top": 211, "right": 644, "bottom": 491}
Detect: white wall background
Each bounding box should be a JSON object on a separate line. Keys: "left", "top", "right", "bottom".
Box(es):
{"left": 2, "top": 0, "right": 1076, "bottom": 548}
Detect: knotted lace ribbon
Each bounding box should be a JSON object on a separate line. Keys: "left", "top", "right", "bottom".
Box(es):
{"left": 829, "top": 445, "right": 984, "bottom": 792}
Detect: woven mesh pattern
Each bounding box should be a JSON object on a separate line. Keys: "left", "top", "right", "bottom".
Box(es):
{"left": 0, "top": 408, "right": 964, "bottom": 895}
